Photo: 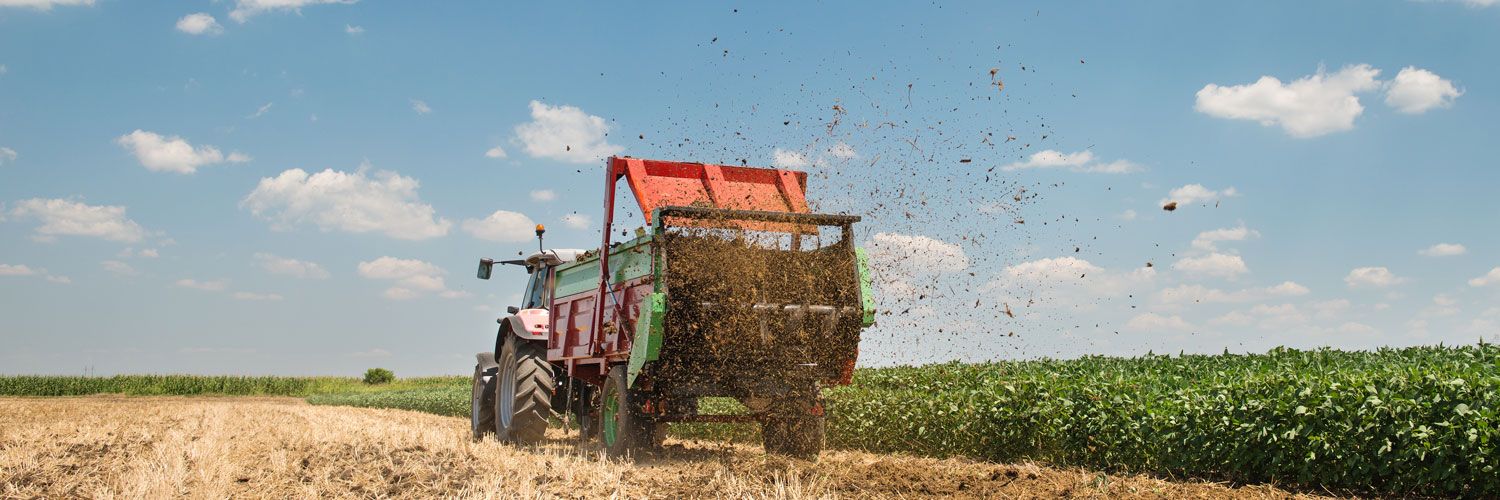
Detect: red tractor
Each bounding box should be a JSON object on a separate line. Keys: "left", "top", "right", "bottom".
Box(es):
{"left": 472, "top": 156, "right": 875, "bottom": 458}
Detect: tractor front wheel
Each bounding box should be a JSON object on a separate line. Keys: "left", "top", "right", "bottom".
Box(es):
{"left": 599, "top": 365, "right": 657, "bottom": 457}
{"left": 495, "top": 335, "right": 554, "bottom": 445}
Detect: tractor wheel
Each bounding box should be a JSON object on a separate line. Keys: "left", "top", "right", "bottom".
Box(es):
{"left": 494, "top": 335, "right": 554, "bottom": 445}
{"left": 471, "top": 363, "right": 497, "bottom": 441}
{"left": 599, "top": 365, "right": 656, "bottom": 457}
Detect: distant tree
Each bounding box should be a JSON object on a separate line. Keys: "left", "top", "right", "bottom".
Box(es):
{"left": 363, "top": 368, "right": 395, "bottom": 385}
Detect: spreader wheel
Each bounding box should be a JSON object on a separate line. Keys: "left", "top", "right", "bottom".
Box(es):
{"left": 761, "top": 388, "right": 826, "bottom": 459}
{"left": 471, "top": 363, "right": 497, "bottom": 441}
{"left": 495, "top": 335, "right": 554, "bottom": 445}
{"left": 599, "top": 365, "right": 657, "bottom": 457}
{"left": 762, "top": 413, "right": 825, "bottom": 459}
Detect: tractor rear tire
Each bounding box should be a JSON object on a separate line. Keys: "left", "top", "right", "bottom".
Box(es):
{"left": 471, "top": 364, "right": 497, "bottom": 442}
{"left": 599, "top": 365, "right": 657, "bottom": 457}
{"left": 495, "top": 335, "right": 553, "bottom": 445}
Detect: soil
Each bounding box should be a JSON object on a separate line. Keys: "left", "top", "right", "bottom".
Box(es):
{"left": 0, "top": 397, "right": 1334, "bottom": 499}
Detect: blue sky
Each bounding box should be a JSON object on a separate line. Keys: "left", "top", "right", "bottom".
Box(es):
{"left": 1, "top": 0, "right": 1497, "bottom": 375}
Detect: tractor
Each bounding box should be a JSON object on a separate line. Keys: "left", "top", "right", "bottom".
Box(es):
{"left": 471, "top": 156, "right": 874, "bottom": 458}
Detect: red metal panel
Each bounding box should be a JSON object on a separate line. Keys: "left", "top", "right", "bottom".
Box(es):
{"left": 608, "top": 157, "right": 811, "bottom": 232}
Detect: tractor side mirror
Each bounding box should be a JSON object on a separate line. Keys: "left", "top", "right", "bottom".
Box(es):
{"left": 507, "top": 306, "right": 520, "bottom": 315}
{"left": 477, "top": 259, "right": 494, "bottom": 280}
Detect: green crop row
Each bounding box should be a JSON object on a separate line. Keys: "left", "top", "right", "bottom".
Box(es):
{"left": 306, "top": 386, "right": 473, "bottom": 417}
{"left": 0, "top": 374, "right": 462, "bottom": 397}
{"left": 824, "top": 344, "right": 1498, "bottom": 497}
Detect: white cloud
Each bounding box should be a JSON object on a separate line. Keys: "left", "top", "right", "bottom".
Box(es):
{"left": 1157, "top": 281, "right": 1308, "bottom": 305}
{"left": 248, "top": 102, "right": 273, "bottom": 119}
{"left": 1311, "top": 299, "right": 1351, "bottom": 319}
{"left": 176, "top": 278, "right": 228, "bottom": 292}
{"left": 0, "top": 264, "right": 37, "bottom": 276}
{"left": 117, "top": 247, "right": 160, "bottom": 259}
{"left": 100, "top": 260, "right": 138, "bottom": 276}
{"left": 514, "top": 100, "right": 623, "bottom": 163}
{"left": 233, "top": 292, "right": 283, "bottom": 301}
{"left": 485, "top": 146, "right": 508, "bottom": 159}
{"left": 771, "top": 148, "right": 811, "bottom": 168}
{"left": 254, "top": 253, "right": 329, "bottom": 279}
{"left": 984, "top": 257, "right": 1155, "bottom": 311}
{"left": 0, "top": 0, "right": 94, "bottom": 9}
{"left": 529, "top": 189, "right": 556, "bottom": 202}
{"left": 9, "top": 198, "right": 148, "bottom": 243}
{"left": 175, "top": 13, "right": 223, "bottom": 35}
{"left": 1335, "top": 322, "right": 1378, "bottom": 335}
{"left": 1191, "top": 223, "right": 1259, "bottom": 251}
{"left": 344, "top": 24, "right": 364, "bottom": 35}
{"left": 1424, "top": 293, "right": 1460, "bottom": 317}
{"left": 1117, "top": 209, "right": 1137, "bottom": 221}
{"left": 1161, "top": 184, "right": 1239, "bottom": 207}
{"left": 242, "top": 167, "right": 452, "bottom": 240}
{"left": 461, "top": 210, "right": 535, "bottom": 243}
{"left": 827, "top": 142, "right": 857, "bottom": 160}
{"left": 115, "top": 130, "right": 249, "bottom": 174}
{"left": 1125, "top": 313, "right": 1193, "bottom": 332}
{"left": 357, "top": 257, "right": 462, "bottom": 300}
{"left": 1173, "top": 253, "right": 1249, "bottom": 279}
{"left": 1447, "top": 0, "right": 1497, "bottom": 6}
{"left": 561, "top": 213, "right": 591, "bottom": 229}
{"left": 1247, "top": 303, "right": 1309, "bottom": 329}
{"left": 229, "top": 0, "right": 355, "bottom": 23}
{"left": 1004, "top": 256, "right": 1100, "bottom": 282}
{"left": 410, "top": 99, "right": 431, "bottom": 115}
{"left": 1210, "top": 310, "right": 1255, "bottom": 327}
{"left": 1385, "top": 67, "right": 1461, "bottom": 114}
{"left": 1470, "top": 267, "right": 1500, "bottom": 287}
{"left": 1345, "top": 266, "right": 1404, "bottom": 288}
{"left": 1195, "top": 64, "right": 1382, "bottom": 138}
{"left": 1418, "top": 243, "right": 1467, "bottom": 257}
{"left": 2, "top": 263, "right": 71, "bottom": 283}
{"left": 0, "top": 146, "right": 16, "bottom": 165}
{"left": 1001, "top": 149, "right": 1142, "bottom": 174}
{"left": 868, "top": 232, "right": 970, "bottom": 273}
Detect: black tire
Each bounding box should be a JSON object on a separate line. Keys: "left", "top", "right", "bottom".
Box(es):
{"left": 598, "top": 365, "right": 656, "bottom": 457}
{"left": 762, "top": 414, "right": 825, "bottom": 459}
{"left": 471, "top": 364, "right": 497, "bottom": 442}
{"left": 572, "top": 381, "right": 600, "bottom": 440}
{"left": 495, "top": 335, "right": 554, "bottom": 445}
{"left": 761, "top": 387, "right": 826, "bottom": 459}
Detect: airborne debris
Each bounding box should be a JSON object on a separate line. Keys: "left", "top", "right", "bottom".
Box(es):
{"left": 1162, "top": 201, "right": 1177, "bottom": 211}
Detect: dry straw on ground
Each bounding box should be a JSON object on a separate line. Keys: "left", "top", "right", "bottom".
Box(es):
{"left": 0, "top": 397, "right": 1326, "bottom": 499}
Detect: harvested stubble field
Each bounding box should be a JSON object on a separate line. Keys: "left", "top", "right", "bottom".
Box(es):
{"left": 0, "top": 397, "right": 1318, "bottom": 499}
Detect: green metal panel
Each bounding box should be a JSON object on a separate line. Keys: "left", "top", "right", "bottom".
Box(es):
{"left": 552, "top": 235, "right": 654, "bottom": 298}
{"left": 856, "top": 247, "right": 877, "bottom": 327}
{"left": 627, "top": 292, "right": 666, "bottom": 387}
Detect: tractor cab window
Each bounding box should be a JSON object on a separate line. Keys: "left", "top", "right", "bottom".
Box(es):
{"left": 521, "top": 265, "right": 551, "bottom": 309}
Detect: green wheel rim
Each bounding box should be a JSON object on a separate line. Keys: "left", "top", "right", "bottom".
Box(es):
{"left": 602, "top": 390, "right": 619, "bottom": 447}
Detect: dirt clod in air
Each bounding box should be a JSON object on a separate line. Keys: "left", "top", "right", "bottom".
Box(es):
{"left": 1162, "top": 201, "right": 1178, "bottom": 211}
